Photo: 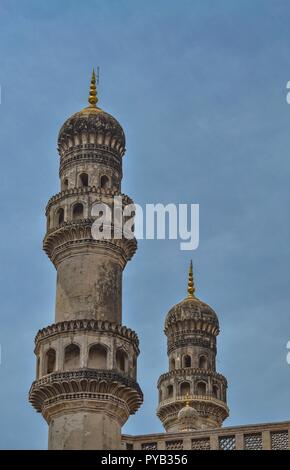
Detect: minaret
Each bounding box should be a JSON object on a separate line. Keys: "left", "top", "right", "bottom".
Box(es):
{"left": 29, "top": 71, "right": 143, "bottom": 450}
{"left": 157, "top": 262, "right": 229, "bottom": 431}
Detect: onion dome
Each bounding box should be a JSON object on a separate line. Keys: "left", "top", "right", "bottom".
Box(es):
{"left": 164, "top": 261, "right": 219, "bottom": 335}
{"left": 178, "top": 396, "right": 198, "bottom": 431}
{"left": 58, "top": 69, "right": 126, "bottom": 157}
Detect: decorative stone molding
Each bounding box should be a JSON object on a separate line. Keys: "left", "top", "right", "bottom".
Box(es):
{"left": 164, "top": 298, "right": 219, "bottom": 335}
{"left": 58, "top": 110, "right": 126, "bottom": 157}
{"left": 43, "top": 218, "right": 137, "bottom": 265}
{"left": 59, "top": 148, "right": 122, "bottom": 176}
{"left": 165, "top": 317, "right": 219, "bottom": 336}
{"left": 29, "top": 369, "right": 143, "bottom": 417}
{"left": 157, "top": 394, "right": 229, "bottom": 431}
{"left": 157, "top": 368, "right": 227, "bottom": 385}
{"left": 35, "top": 319, "right": 139, "bottom": 351}
{"left": 46, "top": 187, "right": 133, "bottom": 214}
{"left": 167, "top": 334, "right": 217, "bottom": 354}
{"left": 51, "top": 239, "right": 135, "bottom": 268}
{"left": 158, "top": 393, "right": 228, "bottom": 410}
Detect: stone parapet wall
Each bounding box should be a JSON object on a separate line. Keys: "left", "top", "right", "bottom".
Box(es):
{"left": 122, "top": 421, "right": 290, "bottom": 450}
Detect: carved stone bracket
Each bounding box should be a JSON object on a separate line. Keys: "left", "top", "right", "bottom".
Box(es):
{"left": 29, "top": 369, "right": 143, "bottom": 418}
{"left": 43, "top": 218, "right": 137, "bottom": 265}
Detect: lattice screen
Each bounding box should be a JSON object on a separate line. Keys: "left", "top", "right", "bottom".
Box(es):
{"left": 166, "top": 440, "right": 183, "bottom": 450}
{"left": 191, "top": 438, "right": 210, "bottom": 450}
{"left": 271, "top": 431, "right": 288, "bottom": 450}
{"left": 141, "top": 442, "right": 157, "bottom": 450}
{"left": 219, "top": 435, "right": 236, "bottom": 450}
{"left": 244, "top": 433, "right": 262, "bottom": 450}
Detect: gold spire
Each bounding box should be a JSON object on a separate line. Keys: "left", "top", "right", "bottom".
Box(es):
{"left": 187, "top": 260, "right": 195, "bottom": 298}
{"left": 88, "top": 69, "right": 98, "bottom": 107}
{"left": 185, "top": 393, "right": 190, "bottom": 407}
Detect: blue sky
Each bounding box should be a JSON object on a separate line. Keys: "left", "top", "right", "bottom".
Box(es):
{"left": 0, "top": 0, "right": 290, "bottom": 448}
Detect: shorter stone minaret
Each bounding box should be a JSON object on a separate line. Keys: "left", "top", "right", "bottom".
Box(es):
{"left": 157, "top": 262, "right": 229, "bottom": 432}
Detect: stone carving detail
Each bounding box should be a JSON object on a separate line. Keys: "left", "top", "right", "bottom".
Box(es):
{"left": 166, "top": 440, "right": 183, "bottom": 450}
{"left": 165, "top": 301, "right": 219, "bottom": 332}
{"left": 46, "top": 187, "right": 133, "bottom": 212}
{"left": 29, "top": 369, "right": 143, "bottom": 415}
{"left": 58, "top": 110, "right": 125, "bottom": 157}
{"left": 167, "top": 336, "right": 216, "bottom": 354}
{"left": 60, "top": 150, "right": 122, "bottom": 175}
{"left": 157, "top": 399, "right": 227, "bottom": 430}
{"left": 35, "top": 319, "right": 139, "bottom": 349}
{"left": 191, "top": 438, "right": 210, "bottom": 450}
{"left": 244, "top": 433, "right": 262, "bottom": 450}
{"left": 43, "top": 218, "right": 137, "bottom": 265}
{"left": 219, "top": 435, "right": 236, "bottom": 450}
{"left": 271, "top": 431, "right": 288, "bottom": 450}
{"left": 141, "top": 442, "right": 157, "bottom": 450}
{"left": 158, "top": 368, "right": 227, "bottom": 383}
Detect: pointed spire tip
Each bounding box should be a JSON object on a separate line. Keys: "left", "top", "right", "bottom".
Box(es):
{"left": 187, "top": 260, "right": 195, "bottom": 298}
{"left": 88, "top": 68, "right": 98, "bottom": 107}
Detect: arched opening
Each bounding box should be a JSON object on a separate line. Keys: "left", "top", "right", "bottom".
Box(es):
{"left": 64, "top": 344, "right": 80, "bottom": 371}
{"left": 213, "top": 385, "right": 219, "bottom": 399}
{"left": 62, "top": 178, "right": 68, "bottom": 191}
{"left": 183, "top": 355, "right": 191, "bottom": 368}
{"left": 79, "top": 173, "right": 89, "bottom": 187}
{"left": 45, "top": 348, "right": 56, "bottom": 374}
{"left": 167, "top": 385, "right": 173, "bottom": 398}
{"left": 197, "top": 381, "right": 207, "bottom": 395}
{"left": 56, "top": 208, "right": 64, "bottom": 226}
{"left": 170, "top": 358, "right": 175, "bottom": 370}
{"left": 180, "top": 382, "right": 190, "bottom": 396}
{"left": 72, "top": 203, "right": 84, "bottom": 219}
{"left": 199, "top": 355, "right": 207, "bottom": 369}
{"left": 88, "top": 344, "right": 107, "bottom": 369}
{"left": 116, "top": 349, "right": 128, "bottom": 373}
{"left": 100, "top": 175, "right": 109, "bottom": 189}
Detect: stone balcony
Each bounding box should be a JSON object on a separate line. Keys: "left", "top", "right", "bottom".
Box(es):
{"left": 157, "top": 393, "right": 228, "bottom": 411}
{"left": 122, "top": 420, "right": 290, "bottom": 450}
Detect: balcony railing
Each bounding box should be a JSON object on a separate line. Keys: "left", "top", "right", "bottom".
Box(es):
{"left": 158, "top": 393, "right": 227, "bottom": 409}
{"left": 122, "top": 421, "right": 290, "bottom": 450}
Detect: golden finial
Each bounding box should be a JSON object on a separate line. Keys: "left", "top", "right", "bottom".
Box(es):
{"left": 88, "top": 68, "right": 98, "bottom": 107}
{"left": 187, "top": 260, "right": 195, "bottom": 298}
{"left": 185, "top": 393, "right": 190, "bottom": 407}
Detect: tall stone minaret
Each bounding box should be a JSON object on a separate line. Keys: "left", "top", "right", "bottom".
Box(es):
{"left": 29, "top": 71, "right": 143, "bottom": 450}
{"left": 157, "top": 262, "right": 229, "bottom": 432}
